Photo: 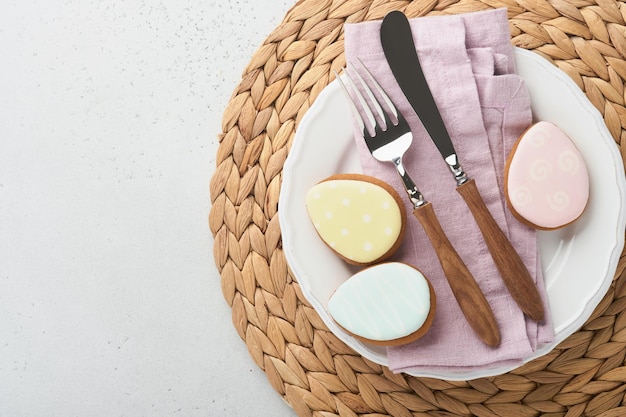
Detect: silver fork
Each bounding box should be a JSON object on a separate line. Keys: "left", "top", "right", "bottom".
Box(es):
{"left": 335, "top": 61, "right": 500, "bottom": 347}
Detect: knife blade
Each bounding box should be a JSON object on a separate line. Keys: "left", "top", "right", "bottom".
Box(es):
{"left": 380, "top": 10, "right": 545, "bottom": 321}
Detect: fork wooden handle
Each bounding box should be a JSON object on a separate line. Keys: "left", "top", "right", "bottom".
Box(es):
{"left": 413, "top": 202, "right": 500, "bottom": 347}
{"left": 457, "top": 179, "right": 545, "bottom": 321}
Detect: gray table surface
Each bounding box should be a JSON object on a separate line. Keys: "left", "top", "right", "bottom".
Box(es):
{"left": 0, "top": 1, "right": 297, "bottom": 416}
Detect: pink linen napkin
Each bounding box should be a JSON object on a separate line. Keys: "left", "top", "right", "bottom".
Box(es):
{"left": 343, "top": 8, "right": 553, "bottom": 373}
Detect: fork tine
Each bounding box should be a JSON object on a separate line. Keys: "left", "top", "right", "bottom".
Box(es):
{"left": 334, "top": 70, "right": 366, "bottom": 134}
{"left": 340, "top": 69, "right": 378, "bottom": 136}
{"left": 348, "top": 65, "right": 387, "bottom": 132}
{"left": 336, "top": 61, "right": 406, "bottom": 145}
{"left": 355, "top": 58, "right": 398, "bottom": 124}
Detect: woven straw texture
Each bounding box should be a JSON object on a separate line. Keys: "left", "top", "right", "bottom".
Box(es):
{"left": 209, "top": 1, "right": 626, "bottom": 416}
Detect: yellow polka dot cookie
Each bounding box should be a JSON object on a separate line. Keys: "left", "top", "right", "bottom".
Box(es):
{"left": 305, "top": 174, "right": 406, "bottom": 265}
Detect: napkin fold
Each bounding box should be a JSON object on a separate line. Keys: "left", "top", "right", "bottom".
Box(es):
{"left": 343, "top": 8, "right": 554, "bottom": 373}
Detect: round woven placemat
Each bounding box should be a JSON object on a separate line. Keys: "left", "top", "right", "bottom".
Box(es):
{"left": 209, "top": 1, "right": 626, "bottom": 416}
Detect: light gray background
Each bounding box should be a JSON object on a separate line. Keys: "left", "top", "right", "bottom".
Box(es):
{"left": 0, "top": 1, "right": 298, "bottom": 416}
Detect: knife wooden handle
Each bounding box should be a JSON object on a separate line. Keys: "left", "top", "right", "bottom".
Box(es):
{"left": 457, "top": 179, "right": 545, "bottom": 321}
{"left": 413, "top": 202, "right": 500, "bottom": 347}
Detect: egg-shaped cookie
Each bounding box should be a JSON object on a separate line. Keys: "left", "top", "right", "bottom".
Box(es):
{"left": 328, "top": 262, "right": 436, "bottom": 346}
{"left": 505, "top": 121, "right": 590, "bottom": 230}
{"left": 305, "top": 174, "right": 406, "bottom": 265}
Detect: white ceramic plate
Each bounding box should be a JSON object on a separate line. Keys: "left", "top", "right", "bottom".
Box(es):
{"left": 278, "top": 48, "right": 626, "bottom": 380}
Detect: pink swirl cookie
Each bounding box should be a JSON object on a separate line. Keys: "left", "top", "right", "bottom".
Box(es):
{"left": 505, "top": 121, "right": 590, "bottom": 230}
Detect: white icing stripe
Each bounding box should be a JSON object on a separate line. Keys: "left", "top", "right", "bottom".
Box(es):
{"left": 403, "top": 272, "right": 428, "bottom": 316}
{"left": 351, "top": 278, "right": 385, "bottom": 339}
{"left": 371, "top": 271, "right": 407, "bottom": 335}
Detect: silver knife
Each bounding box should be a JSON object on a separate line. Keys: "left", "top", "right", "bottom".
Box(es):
{"left": 380, "top": 10, "right": 545, "bottom": 321}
